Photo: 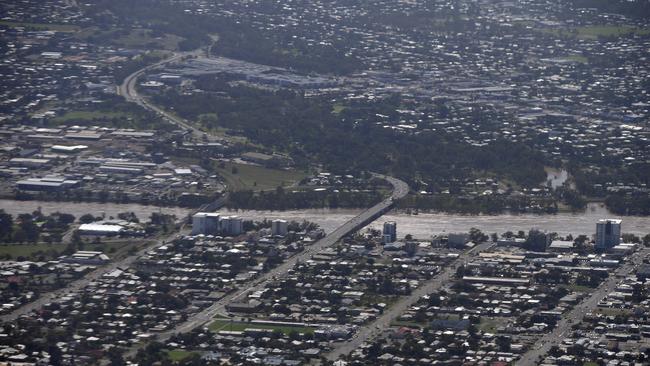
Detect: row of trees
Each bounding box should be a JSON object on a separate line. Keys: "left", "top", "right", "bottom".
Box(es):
{"left": 0, "top": 210, "right": 75, "bottom": 244}
{"left": 227, "top": 188, "right": 384, "bottom": 210}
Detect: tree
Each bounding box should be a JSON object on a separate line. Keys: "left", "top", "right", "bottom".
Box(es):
{"left": 469, "top": 227, "right": 488, "bottom": 243}
{"left": 496, "top": 335, "right": 511, "bottom": 352}
{"left": 106, "top": 347, "right": 125, "bottom": 366}
{"left": 48, "top": 344, "right": 63, "bottom": 366}
{"left": 18, "top": 213, "right": 39, "bottom": 242}
{"left": 12, "top": 228, "right": 27, "bottom": 243}
{"left": 54, "top": 212, "right": 75, "bottom": 226}
{"left": 644, "top": 234, "right": 650, "bottom": 247}
{"left": 622, "top": 233, "right": 640, "bottom": 244}
{"left": 456, "top": 265, "right": 466, "bottom": 278}
{"left": 0, "top": 210, "right": 13, "bottom": 241}
{"left": 79, "top": 214, "right": 97, "bottom": 224}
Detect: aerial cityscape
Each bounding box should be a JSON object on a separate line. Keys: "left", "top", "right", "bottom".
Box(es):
{"left": 0, "top": 0, "right": 649, "bottom": 365}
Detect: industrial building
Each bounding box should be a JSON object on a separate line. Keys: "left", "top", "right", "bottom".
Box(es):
{"left": 78, "top": 223, "right": 125, "bottom": 236}
{"left": 16, "top": 177, "right": 80, "bottom": 191}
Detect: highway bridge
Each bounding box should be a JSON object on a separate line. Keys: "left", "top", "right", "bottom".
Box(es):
{"left": 141, "top": 173, "right": 409, "bottom": 347}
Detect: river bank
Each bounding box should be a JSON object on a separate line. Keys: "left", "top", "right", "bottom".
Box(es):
{"left": 1, "top": 200, "right": 647, "bottom": 239}
{"left": 223, "top": 202, "right": 648, "bottom": 238}
{"left": 0, "top": 199, "right": 191, "bottom": 222}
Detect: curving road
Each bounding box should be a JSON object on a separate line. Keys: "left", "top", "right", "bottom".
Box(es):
{"left": 115, "top": 48, "right": 412, "bottom": 359}
{"left": 117, "top": 50, "right": 206, "bottom": 137}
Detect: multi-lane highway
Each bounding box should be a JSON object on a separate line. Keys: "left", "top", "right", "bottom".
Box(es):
{"left": 515, "top": 246, "right": 650, "bottom": 366}
{"left": 117, "top": 50, "right": 205, "bottom": 137}
{"left": 144, "top": 174, "right": 408, "bottom": 345}
{"left": 114, "top": 48, "right": 414, "bottom": 359}
{"left": 326, "top": 241, "right": 496, "bottom": 361}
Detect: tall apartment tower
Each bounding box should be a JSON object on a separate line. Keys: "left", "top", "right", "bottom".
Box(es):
{"left": 272, "top": 219, "right": 289, "bottom": 237}
{"left": 383, "top": 221, "right": 397, "bottom": 243}
{"left": 191, "top": 213, "right": 220, "bottom": 235}
{"left": 595, "top": 219, "right": 622, "bottom": 250}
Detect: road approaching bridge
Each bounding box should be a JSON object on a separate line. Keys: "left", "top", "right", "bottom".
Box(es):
{"left": 117, "top": 50, "right": 206, "bottom": 137}
{"left": 145, "top": 173, "right": 409, "bottom": 345}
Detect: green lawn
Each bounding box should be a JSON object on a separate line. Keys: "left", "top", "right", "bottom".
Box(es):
{"left": 0, "top": 243, "right": 63, "bottom": 259}
{"left": 0, "top": 241, "right": 133, "bottom": 260}
{"left": 478, "top": 317, "right": 501, "bottom": 333}
{"left": 544, "top": 25, "right": 650, "bottom": 39}
{"left": 0, "top": 21, "right": 79, "bottom": 32}
{"left": 166, "top": 349, "right": 199, "bottom": 362}
{"left": 391, "top": 320, "right": 426, "bottom": 329}
{"left": 113, "top": 29, "right": 182, "bottom": 50}
{"left": 49, "top": 107, "right": 170, "bottom": 130}
{"left": 332, "top": 104, "right": 346, "bottom": 114}
{"left": 576, "top": 25, "right": 650, "bottom": 39}
{"left": 563, "top": 283, "right": 594, "bottom": 293}
{"left": 359, "top": 294, "right": 398, "bottom": 308}
{"left": 566, "top": 55, "right": 588, "bottom": 63}
{"left": 209, "top": 318, "right": 314, "bottom": 334}
{"left": 74, "top": 27, "right": 182, "bottom": 51}
{"left": 52, "top": 110, "right": 131, "bottom": 123}
{"left": 215, "top": 161, "right": 309, "bottom": 192}
{"left": 593, "top": 308, "right": 632, "bottom": 316}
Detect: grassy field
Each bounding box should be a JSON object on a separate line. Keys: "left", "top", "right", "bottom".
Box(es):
{"left": 50, "top": 106, "right": 170, "bottom": 131}
{"left": 74, "top": 27, "right": 182, "bottom": 51}
{"left": 567, "top": 55, "right": 588, "bottom": 63}
{"left": 0, "top": 243, "right": 62, "bottom": 259}
{"left": 0, "top": 21, "right": 79, "bottom": 32}
{"left": 593, "top": 307, "right": 633, "bottom": 316}
{"left": 360, "top": 294, "right": 398, "bottom": 308}
{"left": 114, "top": 29, "right": 182, "bottom": 50}
{"left": 562, "top": 283, "right": 594, "bottom": 293}
{"left": 52, "top": 110, "right": 131, "bottom": 123}
{"left": 332, "top": 104, "right": 346, "bottom": 114}
{"left": 545, "top": 25, "right": 650, "bottom": 39}
{"left": 478, "top": 317, "right": 502, "bottom": 333}
{"left": 166, "top": 349, "right": 199, "bottom": 362}
{"left": 215, "top": 161, "right": 309, "bottom": 192}
{"left": 209, "top": 318, "right": 314, "bottom": 334}
{"left": 391, "top": 320, "right": 427, "bottom": 329}
{"left": 0, "top": 240, "right": 134, "bottom": 260}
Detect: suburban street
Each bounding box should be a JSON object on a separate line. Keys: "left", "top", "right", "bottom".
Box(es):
{"left": 142, "top": 174, "right": 409, "bottom": 345}
{"left": 114, "top": 46, "right": 414, "bottom": 353}
{"left": 0, "top": 230, "right": 183, "bottom": 323}
{"left": 515, "top": 246, "right": 650, "bottom": 366}
{"left": 326, "top": 241, "right": 496, "bottom": 361}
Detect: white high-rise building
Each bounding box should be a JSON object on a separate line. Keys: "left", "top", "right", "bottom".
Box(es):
{"left": 596, "top": 219, "right": 622, "bottom": 250}
{"left": 191, "top": 213, "right": 220, "bottom": 235}
{"left": 221, "top": 216, "right": 243, "bottom": 236}
{"left": 383, "top": 221, "right": 397, "bottom": 243}
{"left": 272, "top": 219, "right": 288, "bottom": 236}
